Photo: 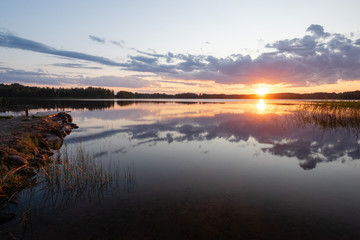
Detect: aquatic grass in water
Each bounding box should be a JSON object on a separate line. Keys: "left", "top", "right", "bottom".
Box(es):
{"left": 38, "top": 144, "right": 119, "bottom": 208}
{"left": 122, "top": 161, "right": 136, "bottom": 193}
{"left": 288, "top": 101, "right": 360, "bottom": 135}
{"left": 1, "top": 143, "right": 129, "bottom": 237}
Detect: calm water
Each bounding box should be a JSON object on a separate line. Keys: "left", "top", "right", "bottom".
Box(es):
{"left": 1, "top": 99, "right": 360, "bottom": 239}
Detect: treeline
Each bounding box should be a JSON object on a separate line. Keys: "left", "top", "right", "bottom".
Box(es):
{"left": 116, "top": 91, "right": 360, "bottom": 100}
{"left": 265, "top": 92, "right": 360, "bottom": 100}
{"left": 2, "top": 83, "right": 360, "bottom": 100}
{"left": 116, "top": 91, "right": 260, "bottom": 99}
{"left": 0, "top": 83, "right": 114, "bottom": 98}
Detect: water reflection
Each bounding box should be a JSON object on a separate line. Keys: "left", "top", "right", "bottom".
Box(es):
{"left": 1, "top": 98, "right": 117, "bottom": 114}
{"left": 65, "top": 101, "right": 360, "bottom": 170}
{"left": 256, "top": 99, "right": 266, "bottom": 111}
{"left": 3, "top": 100, "right": 360, "bottom": 239}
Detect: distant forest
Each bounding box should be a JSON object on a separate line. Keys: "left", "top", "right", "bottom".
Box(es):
{"left": 116, "top": 90, "right": 360, "bottom": 100}
{"left": 2, "top": 83, "right": 360, "bottom": 100}
{"left": 0, "top": 83, "right": 114, "bottom": 98}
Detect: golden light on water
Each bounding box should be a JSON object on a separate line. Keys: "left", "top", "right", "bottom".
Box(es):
{"left": 256, "top": 99, "right": 266, "bottom": 111}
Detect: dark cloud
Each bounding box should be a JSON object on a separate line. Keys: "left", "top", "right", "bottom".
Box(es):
{"left": 130, "top": 55, "right": 158, "bottom": 64}
{"left": 0, "top": 31, "right": 123, "bottom": 66}
{"left": 51, "top": 63, "right": 102, "bottom": 69}
{"left": 89, "top": 35, "right": 105, "bottom": 43}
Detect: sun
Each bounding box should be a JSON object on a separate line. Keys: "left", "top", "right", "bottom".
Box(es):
{"left": 256, "top": 86, "right": 269, "bottom": 95}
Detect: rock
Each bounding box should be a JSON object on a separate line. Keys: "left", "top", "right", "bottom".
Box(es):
{"left": 61, "top": 125, "right": 72, "bottom": 134}
{"left": 0, "top": 212, "right": 16, "bottom": 224}
{"left": 58, "top": 130, "right": 67, "bottom": 138}
{"left": 64, "top": 113, "right": 73, "bottom": 123}
{"left": 6, "top": 155, "right": 28, "bottom": 167}
{"left": 51, "top": 128, "right": 63, "bottom": 139}
{"left": 50, "top": 116, "right": 63, "bottom": 124}
{"left": 57, "top": 112, "right": 72, "bottom": 123}
{"left": 69, "top": 123, "right": 79, "bottom": 129}
{"left": 16, "top": 166, "right": 37, "bottom": 176}
{"left": 43, "top": 134, "right": 63, "bottom": 150}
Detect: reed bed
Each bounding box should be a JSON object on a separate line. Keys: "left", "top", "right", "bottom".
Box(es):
{"left": 37, "top": 144, "right": 119, "bottom": 208}
{"left": 288, "top": 100, "right": 360, "bottom": 135}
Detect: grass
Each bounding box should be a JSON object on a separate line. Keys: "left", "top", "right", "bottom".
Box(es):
{"left": 0, "top": 115, "right": 13, "bottom": 120}
{"left": 288, "top": 100, "right": 360, "bottom": 135}
{"left": 0, "top": 165, "right": 32, "bottom": 205}
{"left": 35, "top": 144, "right": 120, "bottom": 208}
{"left": 309, "top": 100, "right": 360, "bottom": 109}
{"left": 0, "top": 143, "right": 124, "bottom": 236}
{"left": 123, "top": 161, "right": 136, "bottom": 192}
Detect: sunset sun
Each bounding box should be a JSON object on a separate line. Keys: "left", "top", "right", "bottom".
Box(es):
{"left": 256, "top": 86, "right": 269, "bottom": 95}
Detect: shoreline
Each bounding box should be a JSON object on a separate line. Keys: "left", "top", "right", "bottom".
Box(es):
{"left": 0, "top": 112, "right": 77, "bottom": 223}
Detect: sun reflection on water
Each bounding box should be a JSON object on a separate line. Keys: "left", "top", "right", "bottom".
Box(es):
{"left": 256, "top": 99, "right": 266, "bottom": 111}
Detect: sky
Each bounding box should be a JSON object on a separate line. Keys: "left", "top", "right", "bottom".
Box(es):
{"left": 1, "top": 0, "right": 360, "bottom": 94}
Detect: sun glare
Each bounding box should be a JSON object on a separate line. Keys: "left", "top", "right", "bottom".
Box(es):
{"left": 256, "top": 99, "right": 266, "bottom": 111}
{"left": 256, "top": 87, "right": 269, "bottom": 95}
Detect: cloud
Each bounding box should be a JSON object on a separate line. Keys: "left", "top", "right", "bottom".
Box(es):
{"left": 110, "top": 40, "right": 124, "bottom": 48}
{"left": 89, "top": 34, "right": 124, "bottom": 47}
{"left": 66, "top": 109, "right": 360, "bottom": 170}
{"left": 51, "top": 63, "right": 102, "bottom": 69}
{"left": 0, "top": 67, "right": 154, "bottom": 88}
{"left": 121, "top": 25, "right": 360, "bottom": 86}
{"left": 305, "top": 24, "right": 329, "bottom": 37}
{"left": 1, "top": 25, "right": 360, "bottom": 87}
{"left": 81, "top": 75, "right": 156, "bottom": 88}
{"left": 0, "top": 31, "right": 124, "bottom": 66}
{"left": 89, "top": 35, "right": 105, "bottom": 43}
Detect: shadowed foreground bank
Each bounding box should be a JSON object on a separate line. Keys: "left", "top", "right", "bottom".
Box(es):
{"left": 0, "top": 112, "right": 77, "bottom": 213}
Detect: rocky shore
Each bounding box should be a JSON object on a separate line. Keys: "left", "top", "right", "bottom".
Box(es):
{"left": 0, "top": 112, "right": 78, "bottom": 213}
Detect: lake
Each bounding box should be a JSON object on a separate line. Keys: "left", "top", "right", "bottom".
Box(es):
{"left": 1, "top": 99, "right": 360, "bottom": 239}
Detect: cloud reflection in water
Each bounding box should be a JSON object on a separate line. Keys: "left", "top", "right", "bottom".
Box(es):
{"left": 66, "top": 101, "right": 360, "bottom": 170}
